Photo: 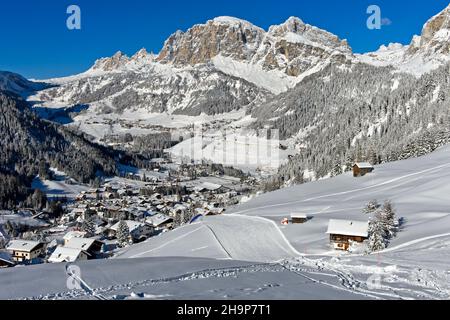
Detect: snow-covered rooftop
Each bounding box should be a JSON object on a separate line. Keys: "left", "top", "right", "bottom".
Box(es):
{"left": 48, "top": 247, "right": 88, "bottom": 263}
{"left": 110, "top": 220, "right": 145, "bottom": 232}
{"left": 145, "top": 214, "right": 173, "bottom": 227}
{"left": 354, "top": 162, "right": 374, "bottom": 169}
{"left": 64, "top": 237, "right": 100, "bottom": 251}
{"left": 63, "top": 231, "right": 87, "bottom": 241}
{"left": 6, "top": 240, "right": 43, "bottom": 252}
{"left": 291, "top": 213, "right": 308, "bottom": 219}
{"left": 326, "top": 219, "right": 369, "bottom": 238}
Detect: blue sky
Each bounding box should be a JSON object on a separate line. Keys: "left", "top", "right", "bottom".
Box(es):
{"left": 0, "top": 0, "right": 449, "bottom": 79}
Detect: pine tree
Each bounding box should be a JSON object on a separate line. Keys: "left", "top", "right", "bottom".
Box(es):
{"left": 363, "top": 199, "right": 380, "bottom": 214}
{"left": 81, "top": 216, "right": 96, "bottom": 237}
{"left": 367, "top": 212, "right": 386, "bottom": 252}
{"left": 3, "top": 220, "right": 17, "bottom": 237}
{"left": 380, "top": 200, "right": 397, "bottom": 239}
{"left": 117, "top": 220, "right": 130, "bottom": 248}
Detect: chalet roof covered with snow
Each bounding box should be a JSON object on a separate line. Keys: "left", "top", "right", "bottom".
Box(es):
{"left": 145, "top": 214, "right": 173, "bottom": 227}
{"left": 354, "top": 162, "right": 374, "bottom": 169}
{"left": 326, "top": 219, "right": 369, "bottom": 238}
{"left": 63, "top": 230, "right": 87, "bottom": 241}
{"left": 291, "top": 213, "right": 308, "bottom": 219}
{"left": 64, "top": 237, "right": 100, "bottom": 251}
{"left": 110, "top": 220, "right": 145, "bottom": 232}
{"left": 48, "top": 247, "right": 89, "bottom": 263}
{"left": 6, "top": 240, "right": 43, "bottom": 252}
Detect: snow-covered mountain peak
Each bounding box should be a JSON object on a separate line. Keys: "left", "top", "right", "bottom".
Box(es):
{"left": 407, "top": 4, "right": 450, "bottom": 56}
{"left": 0, "top": 71, "right": 48, "bottom": 96}
{"left": 268, "top": 17, "right": 304, "bottom": 35}
{"left": 156, "top": 15, "right": 353, "bottom": 81}
{"left": 131, "top": 48, "right": 151, "bottom": 61}
{"left": 359, "top": 4, "right": 450, "bottom": 76}
{"left": 156, "top": 16, "right": 265, "bottom": 66}
{"left": 378, "top": 42, "right": 406, "bottom": 52}
{"left": 92, "top": 51, "right": 131, "bottom": 71}
{"left": 210, "top": 16, "right": 262, "bottom": 30}
{"left": 267, "top": 16, "right": 351, "bottom": 53}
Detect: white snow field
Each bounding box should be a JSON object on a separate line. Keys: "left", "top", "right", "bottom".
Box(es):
{"left": 31, "top": 168, "right": 89, "bottom": 200}
{"left": 3, "top": 145, "right": 450, "bottom": 299}
{"left": 0, "top": 257, "right": 368, "bottom": 300}
{"left": 116, "top": 214, "right": 299, "bottom": 262}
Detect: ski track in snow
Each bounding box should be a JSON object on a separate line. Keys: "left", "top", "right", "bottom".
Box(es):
{"left": 25, "top": 263, "right": 286, "bottom": 300}
{"left": 231, "top": 161, "right": 450, "bottom": 215}
{"left": 121, "top": 225, "right": 205, "bottom": 259}
{"left": 379, "top": 232, "right": 450, "bottom": 254}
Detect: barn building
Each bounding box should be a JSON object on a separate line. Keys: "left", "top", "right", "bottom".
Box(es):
{"left": 290, "top": 213, "right": 309, "bottom": 224}
{"left": 352, "top": 163, "right": 374, "bottom": 177}
{"left": 326, "top": 219, "right": 369, "bottom": 251}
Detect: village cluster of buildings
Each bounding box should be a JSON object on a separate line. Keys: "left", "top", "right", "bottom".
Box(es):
{"left": 0, "top": 161, "right": 377, "bottom": 268}
{"left": 0, "top": 161, "right": 254, "bottom": 268}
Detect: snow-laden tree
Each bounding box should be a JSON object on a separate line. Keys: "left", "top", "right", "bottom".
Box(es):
{"left": 117, "top": 220, "right": 130, "bottom": 248}
{"left": 363, "top": 199, "right": 380, "bottom": 214}
{"left": 367, "top": 212, "right": 386, "bottom": 252}
{"left": 380, "top": 200, "right": 397, "bottom": 239}
{"left": 366, "top": 200, "right": 399, "bottom": 253}
{"left": 257, "top": 62, "right": 450, "bottom": 187}
{"left": 81, "top": 216, "right": 96, "bottom": 237}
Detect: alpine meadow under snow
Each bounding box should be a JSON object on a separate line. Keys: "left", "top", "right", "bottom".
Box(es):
{"left": 2, "top": 3, "right": 450, "bottom": 300}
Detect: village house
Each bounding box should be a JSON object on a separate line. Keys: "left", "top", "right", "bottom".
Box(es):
{"left": 48, "top": 246, "right": 90, "bottom": 263}
{"left": 353, "top": 163, "right": 374, "bottom": 177}
{"left": 109, "top": 220, "right": 154, "bottom": 242}
{"left": 64, "top": 237, "right": 104, "bottom": 258}
{"left": 145, "top": 213, "right": 174, "bottom": 230}
{"left": 63, "top": 230, "right": 87, "bottom": 246}
{"left": 0, "top": 251, "right": 15, "bottom": 268}
{"left": 290, "top": 213, "right": 310, "bottom": 224}
{"left": 6, "top": 240, "right": 46, "bottom": 263}
{"left": 195, "top": 182, "right": 228, "bottom": 195}
{"left": 326, "top": 219, "right": 369, "bottom": 251}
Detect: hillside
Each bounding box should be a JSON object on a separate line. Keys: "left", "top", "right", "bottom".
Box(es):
{"left": 0, "top": 91, "right": 118, "bottom": 208}
{"left": 21, "top": 5, "right": 450, "bottom": 181}
{"left": 2, "top": 144, "right": 450, "bottom": 299}
{"left": 115, "top": 144, "right": 450, "bottom": 299}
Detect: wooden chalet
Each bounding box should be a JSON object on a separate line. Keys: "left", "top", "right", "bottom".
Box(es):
{"left": 6, "top": 240, "right": 46, "bottom": 263}
{"left": 326, "top": 219, "right": 369, "bottom": 251}
{"left": 290, "top": 213, "right": 309, "bottom": 224}
{"left": 353, "top": 163, "right": 374, "bottom": 177}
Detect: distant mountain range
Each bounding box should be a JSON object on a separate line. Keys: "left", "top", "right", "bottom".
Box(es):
{"left": 3, "top": 4, "right": 450, "bottom": 186}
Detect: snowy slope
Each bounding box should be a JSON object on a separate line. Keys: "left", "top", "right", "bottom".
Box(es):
{"left": 117, "top": 143, "right": 450, "bottom": 261}
{"left": 0, "top": 71, "right": 48, "bottom": 96}
{"left": 117, "top": 214, "right": 299, "bottom": 262}
{"left": 0, "top": 257, "right": 369, "bottom": 300}
{"left": 168, "top": 129, "right": 295, "bottom": 171}
{"left": 231, "top": 144, "right": 450, "bottom": 254}
{"left": 109, "top": 144, "right": 450, "bottom": 299}
{"left": 31, "top": 168, "right": 89, "bottom": 200}
{"left": 2, "top": 139, "right": 450, "bottom": 300}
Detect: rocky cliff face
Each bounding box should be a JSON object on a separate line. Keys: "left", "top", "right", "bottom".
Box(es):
{"left": 255, "top": 17, "right": 352, "bottom": 76}
{"left": 156, "top": 16, "right": 353, "bottom": 77}
{"left": 31, "top": 15, "right": 355, "bottom": 123}
{"left": 408, "top": 4, "right": 450, "bottom": 56}
{"left": 157, "top": 17, "right": 265, "bottom": 66}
